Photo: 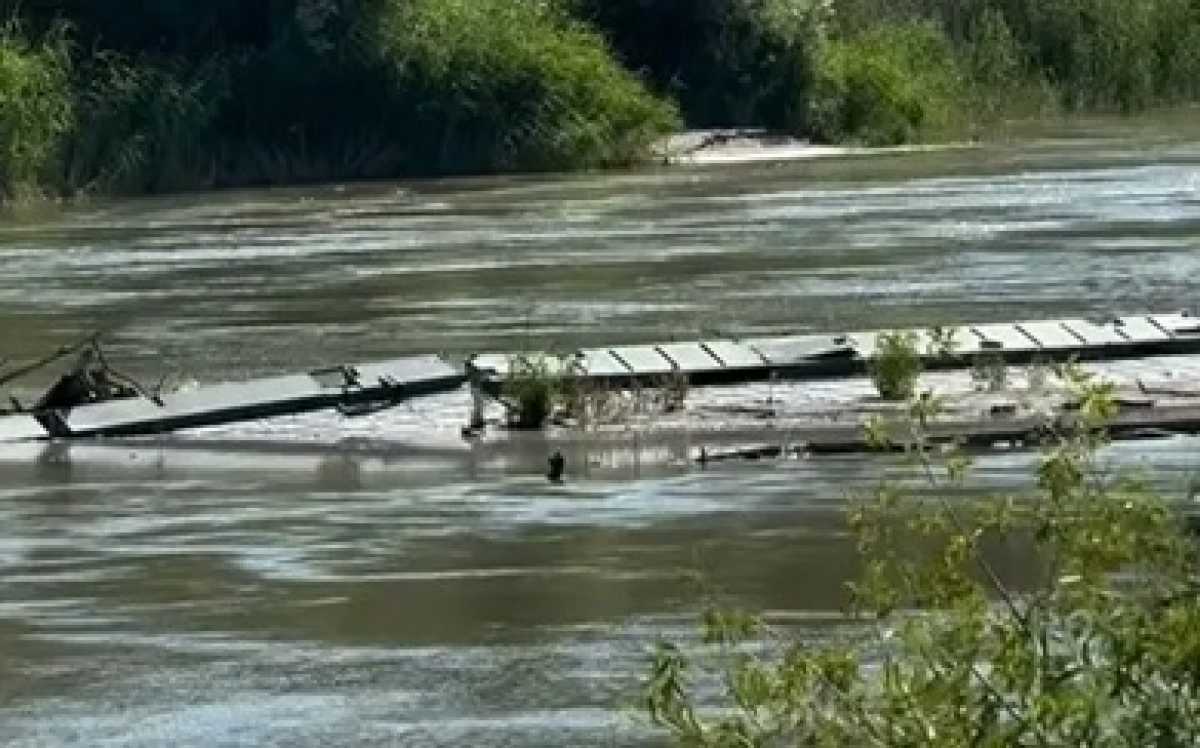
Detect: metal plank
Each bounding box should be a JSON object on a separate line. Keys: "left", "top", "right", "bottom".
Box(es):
{"left": 858, "top": 328, "right": 982, "bottom": 358}
{"left": 745, "top": 336, "right": 851, "bottom": 366}
{"left": 577, "top": 348, "right": 632, "bottom": 377}
{"left": 847, "top": 332, "right": 879, "bottom": 356}
{"left": 854, "top": 331, "right": 924, "bottom": 358}
{"left": 1114, "top": 316, "right": 1170, "bottom": 343}
{"left": 1016, "top": 321, "right": 1081, "bottom": 351}
{"left": 970, "top": 324, "right": 1041, "bottom": 352}
{"left": 1060, "top": 319, "right": 1125, "bottom": 346}
{"left": 0, "top": 415, "right": 48, "bottom": 442}
{"left": 355, "top": 356, "right": 461, "bottom": 384}
{"left": 66, "top": 373, "right": 323, "bottom": 433}
{"left": 470, "top": 354, "right": 511, "bottom": 377}
{"left": 656, "top": 343, "right": 723, "bottom": 373}
{"left": 704, "top": 340, "right": 768, "bottom": 368}
{"left": 1151, "top": 312, "right": 1200, "bottom": 337}
{"left": 610, "top": 346, "right": 675, "bottom": 375}
{"left": 56, "top": 356, "right": 465, "bottom": 437}
{"left": 918, "top": 327, "right": 982, "bottom": 357}
{"left": 470, "top": 353, "right": 580, "bottom": 378}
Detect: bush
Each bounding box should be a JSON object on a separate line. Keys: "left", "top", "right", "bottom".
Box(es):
{"left": 574, "top": 0, "right": 828, "bottom": 132}
{"left": 646, "top": 373, "right": 1200, "bottom": 746}
{"left": 869, "top": 329, "right": 923, "bottom": 400}
{"left": 817, "top": 0, "right": 1200, "bottom": 132}
{"left": 972, "top": 0, "right": 1200, "bottom": 111}
{"left": 368, "top": 0, "right": 679, "bottom": 174}
{"left": 205, "top": 42, "right": 413, "bottom": 188}
{"left": 62, "top": 55, "right": 227, "bottom": 194}
{"left": 809, "top": 21, "right": 964, "bottom": 145}
{"left": 0, "top": 22, "right": 72, "bottom": 200}
{"left": 1153, "top": 0, "right": 1200, "bottom": 103}
{"left": 971, "top": 352, "right": 1008, "bottom": 392}
{"left": 960, "top": 7, "right": 1024, "bottom": 91}
{"left": 503, "top": 355, "right": 560, "bottom": 430}
{"left": 1, "top": 0, "right": 283, "bottom": 58}
{"left": 1016, "top": 0, "right": 1157, "bottom": 111}
{"left": 0, "top": 0, "right": 680, "bottom": 200}
{"left": 6, "top": 0, "right": 1200, "bottom": 199}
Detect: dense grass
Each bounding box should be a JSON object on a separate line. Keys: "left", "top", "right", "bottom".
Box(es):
{"left": 63, "top": 55, "right": 227, "bottom": 194}
{"left": 0, "top": 23, "right": 71, "bottom": 201}
{"left": 581, "top": 0, "right": 1200, "bottom": 145}
{"left": 2, "top": 0, "right": 1200, "bottom": 202}
{"left": 827, "top": 0, "right": 1200, "bottom": 138}
{"left": 809, "top": 21, "right": 965, "bottom": 146}
{"left": 570, "top": 0, "right": 825, "bottom": 132}
{"left": 370, "top": 0, "right": 679, "bottom": 173}
{"left": 0, "top": 0, "right": 676, "bottom": 200}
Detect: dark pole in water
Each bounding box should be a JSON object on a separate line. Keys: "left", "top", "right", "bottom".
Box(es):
{"left": 547, "top": 450, "right": 565, "bottom": 482}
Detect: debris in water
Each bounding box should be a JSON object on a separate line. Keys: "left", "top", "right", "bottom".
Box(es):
{"left": 547, "top": 451, "right": 565, "bottom": 483}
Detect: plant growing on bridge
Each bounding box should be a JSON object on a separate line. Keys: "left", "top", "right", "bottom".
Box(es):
{"left": 502, "top": 354, "right": 561, "bottom": 429}
{"left": 646, "top": 368, "right": 1200, "bottom": 746}
{"left": 870, "top": 330, "right": 923, "bottom": 401}
{"left": 971, "top": 352, "right": 1008, "bottom": 392}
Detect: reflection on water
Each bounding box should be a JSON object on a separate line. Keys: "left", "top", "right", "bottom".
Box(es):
{"left": 1, "top": 114, "right": 1199, "bottom": 746}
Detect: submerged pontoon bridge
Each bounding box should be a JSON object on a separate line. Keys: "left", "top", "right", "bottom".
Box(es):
{"left": 0, "top": 356, "right": 464, "bottom": 443}
{"left": 1, "top": 312, "right": 1197, "bottom": 442}
{"left": 471, "top": 312, "right": 1200, "bottom": 387}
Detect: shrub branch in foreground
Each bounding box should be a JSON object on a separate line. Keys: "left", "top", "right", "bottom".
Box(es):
{"left": 646, "top": 363, "right": 1200, "bottom": 746}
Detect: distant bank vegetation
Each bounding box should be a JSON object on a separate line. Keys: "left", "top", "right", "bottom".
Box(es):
{"left": 2, "top": 0, "right": 1199, "bottom": 201}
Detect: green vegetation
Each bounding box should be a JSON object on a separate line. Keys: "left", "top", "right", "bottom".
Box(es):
{"left": 820, "top": 0, "right": 1200, "bottom": 141}
{"left": 0, "top": 0, "right": 676, "bottom": 201}
{"left": 570, "top": 0, "right": 826, "bottom": 132}
{"left": 502, "top": 354, "right": 561, "bottom": 430}
{"left": 0, "top": 22, "right": 71, "bottom": 202}
{"left": 65, "top": 56, "right": 227, "bottom": 194}
{"left": 809, "top": 21, "right": 967, "bottom": 146}
{"left": 501, "top": 354, "right": 691, "bottom": 429}
{"left": 870, "top": 330, "right": 923, "bottom": 401}
{"left": 2, "top": 0, "right": 1200, "bottom": 201}
{"left": 371, "top": 0, "right": 678, "bottom": 173}
{"left": 646, "top": 369, "right": 1200, "bottom": 746}
{"left": 971, "top": 352, "right": 1009, "bottom": 392}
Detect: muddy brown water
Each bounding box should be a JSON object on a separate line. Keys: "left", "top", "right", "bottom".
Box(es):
{"left": 1, "top": 114, "right": 1200, "bottom": 746}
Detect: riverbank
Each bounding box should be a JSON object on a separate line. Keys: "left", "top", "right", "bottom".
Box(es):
{"left": 656, "top": 129, "right": 977, "bottom": 165}
{"left": 4, "top": 1, "right": 1200, "bottom": 205}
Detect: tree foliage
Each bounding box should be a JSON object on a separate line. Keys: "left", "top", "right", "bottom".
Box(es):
{"left": 0, "top": 22, "right": 71, "bottom": 200}
{"left": 646, "top": 366, "right": 1200, "bottom": 746}
{"left": 572, "top": 0, "right": 829, "bottom": 131}
{"left": 0, "top": 0, "right": 675, "bottom": 199}
{"left": 502, "top": 354, "right": 562, "bottom": 430}
{"left": 370, "top": 0, "right": 678, "bottom": 173}
{"left": 2, "top": 0, "right": 1200, "bottom": 201}
{"left": 869, "top": 330, "right": 924, "bottom": 401}
{"left": 833, "top": 0, "right": 1200, "bottom": 113}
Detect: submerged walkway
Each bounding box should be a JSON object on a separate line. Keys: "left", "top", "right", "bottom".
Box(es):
{"left": 1, "top": 311, "right": 1197, "bottom": 444}
{"left": 472, "top": 312, "right": 1200, "bottom": 387}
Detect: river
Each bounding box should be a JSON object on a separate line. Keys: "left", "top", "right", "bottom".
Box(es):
{"left": 0, "top": 114, "right": 1198, "bottom": 746}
